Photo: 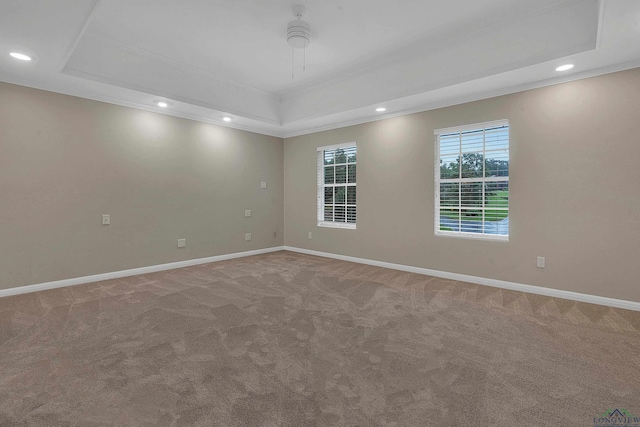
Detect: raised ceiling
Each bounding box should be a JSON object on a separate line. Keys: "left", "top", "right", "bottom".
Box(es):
{"left": 1, "top": 0, "right": 640, "bottom": 137}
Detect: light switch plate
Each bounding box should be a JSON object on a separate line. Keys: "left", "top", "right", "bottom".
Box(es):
{"left": 102, "top": 214, "right": 110, "bottom": 225}
{"left": 245, "top": 233, "right": 252, "bottom": 241}
{"left": 245, "top": 209, "right": 251, "bottom": 217}
{"left": 177, "top": 238, "right": 186, "bottom": 248}
{"left": 260, "top": 181, "right": 267, "bottom": 189}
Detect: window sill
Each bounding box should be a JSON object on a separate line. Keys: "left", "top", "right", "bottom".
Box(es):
{"left": 435, "top": 230, "right": 508, "bottom": 242}
{"left": 318, "top": 221, "right": 356, "bottom": 230}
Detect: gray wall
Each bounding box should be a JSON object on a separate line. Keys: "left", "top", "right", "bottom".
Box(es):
{"left": 284, "top": 68, "right": 640, "bottom": 302}
{"left": 3, "top": 69, "right": 640, "bottom": 303}
{"left": 0, "top": 82, "right": 284, "bottom": 290}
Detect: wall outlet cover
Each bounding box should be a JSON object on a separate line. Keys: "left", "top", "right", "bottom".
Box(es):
{"left": 245, "top": 233, "right": 252, "bottom": 241}
{"left": 245, "top": 209, "right": 252, "bottom": 217}
{"left": 102, "top": 214, "right": 110, "bottom": 225}
{"left": 177, "top": 238, "right": 186, "bottom": 248}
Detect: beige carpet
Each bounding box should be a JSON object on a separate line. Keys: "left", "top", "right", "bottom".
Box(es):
{"left": 0, "top": 251, "right": 639, "bottom": 426}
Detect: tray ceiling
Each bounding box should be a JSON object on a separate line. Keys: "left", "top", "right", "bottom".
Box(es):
{"left": 2, "top": 0, "right": 640, "bottom": 137}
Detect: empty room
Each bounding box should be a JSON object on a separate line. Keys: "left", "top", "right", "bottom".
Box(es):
{"left": 1, "top": 0, "right": 640, "bottom": 426}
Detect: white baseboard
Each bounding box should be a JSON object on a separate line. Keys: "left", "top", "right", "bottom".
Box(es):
{"left": 283, "top": 246, "right": 640, "bottom": 312}
{"left": 0, "top": 246, "right": 286, "bottom": 299}
{"left": 5, "top": 245, "right": 638, "bottom": 313}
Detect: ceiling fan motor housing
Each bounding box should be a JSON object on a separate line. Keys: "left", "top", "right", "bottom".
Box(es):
{"left": 287, "top": 20, "right": 311, "bottom": 49}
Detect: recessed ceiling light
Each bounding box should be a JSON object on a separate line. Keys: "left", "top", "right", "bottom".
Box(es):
{"left": 555, "top": 64, "right": 574, "bottom": 72}
{"left": 156, "top": 101, "right": 168, "bottom": 108}
{"left": 10, "top": 52, "right": 32, "bottom": 61}
{"left": 223, "top": 117, "right": 232, "bottom": 122}
{"left": 376, "top": 107, "right": 386, "bottom": 112}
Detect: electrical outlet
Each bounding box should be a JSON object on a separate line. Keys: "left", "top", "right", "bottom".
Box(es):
{"left": 245, "top": 233, "right": 252, "bottom": 241}
{"left": 102, "top": 214, "right": 110, "bottom": 225}
{"left": 537, "top": 256, "right": 545, "bottom": 268}
{"left": 177, "top": 238, "right": 186, "bottom": 248}
{"left": 308, "top": 231, "right": 312, "bottom": 239}
{"left": 244, "top": 209, "right": 252, "bottom": 217}
{"left": 260, "top": 181, "right": 267, "bottom": 189}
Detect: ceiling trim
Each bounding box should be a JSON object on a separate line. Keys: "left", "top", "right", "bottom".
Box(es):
{"left": 74, "top": 92, "right": 285, "bottom": 138}
{"left": 596, "top": 0, "right": 607, "bottom": 49}
{"left": 0, "top": 75, "right": 283, "bottom": 138}
{"left": 58, "top": 0, "right": 102, "bottom": 72}
{"left": 4, "top": 57, "right": 639, "bottom": 140}
{"left": 280, "top": 40, "right": 597, "bottom": 126}
{"left": 63, "top": 65, "right": 282, "bottom": 125}
{"left": 281, "top": 58, "right": 640, "bottom": 139}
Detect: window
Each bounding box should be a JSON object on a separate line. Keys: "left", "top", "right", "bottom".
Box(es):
{"left": 317, "top": 142, "right": 357, "bottom": 229}
{"left": 435, "top": 120, "right": 509, "bottom": 240}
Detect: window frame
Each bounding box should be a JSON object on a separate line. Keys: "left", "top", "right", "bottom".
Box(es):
{"left": 317, "top": 142, "right": 357, "bottom": 229}
{"left": 434, "top": 119, "right": 509, "bottom": 242}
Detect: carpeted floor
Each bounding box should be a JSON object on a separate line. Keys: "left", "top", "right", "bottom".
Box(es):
{"left": 0, "top": 251, "right": 639, "bottom": 426}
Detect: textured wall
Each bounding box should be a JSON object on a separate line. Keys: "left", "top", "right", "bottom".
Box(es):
{"left": 284, "top": 68, "right": 640, "bottom": 302}
{"left": 0, "top": 82, "right": 284, "bottom": 290}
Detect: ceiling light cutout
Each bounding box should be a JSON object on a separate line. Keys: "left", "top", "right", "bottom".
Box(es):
{"left": 10, "top": 52, "right": 32, "bottom": 61}
{"left": 556, "top": 64, "right": 574, "bottom": 72}
{"left": 223, "top": 117, "right": 232, "bottom": 122}
{"left": 287, "top": 5, "right": 311, "bottom": 79}
{"left": 376, "top": 107, "right": 387, "bottom": 112}
{"left": 156, "top": 101, "right": 168, "bottom": 108}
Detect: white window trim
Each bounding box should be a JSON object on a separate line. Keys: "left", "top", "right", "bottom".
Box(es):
{"left": 316, "top": 141, "right": 357, "bottom": 152}
{"left": 318, "top": 221, "right": 357, "bottom": 230}
{"left": 317, "top": 142, "right": 357, "bottom": 230}
{"left": 434, "top": 119, "right": 508, "bottom": 136}
{"left": 435, "top": 229, "right": 509, "bottom": 242}
{"left": 434, "top": 120, "right": 509, "bottom": 242}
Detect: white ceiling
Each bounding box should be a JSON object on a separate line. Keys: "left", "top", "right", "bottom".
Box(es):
{"left": 1, "top": 0, "right": 640, "bottom": 137}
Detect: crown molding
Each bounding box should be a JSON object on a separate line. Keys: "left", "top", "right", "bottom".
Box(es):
{"left": 281, "top": 59, "right": 640, "bottom": 138}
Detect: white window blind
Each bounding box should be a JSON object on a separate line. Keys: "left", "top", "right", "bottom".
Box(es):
{"left": 434, "top": 120, "right": 509, "bottom": 240}
{"left": 317, "top": 142, "right": 357, "bottom": 229}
